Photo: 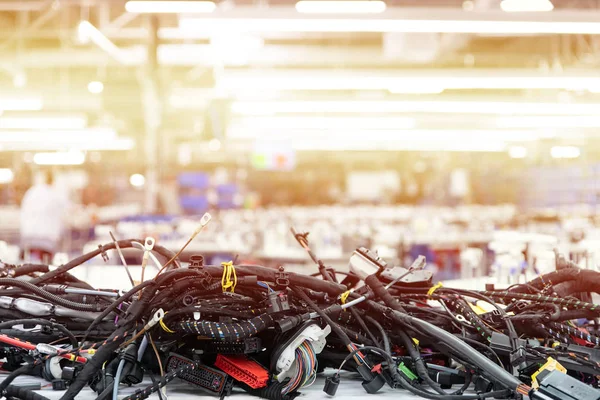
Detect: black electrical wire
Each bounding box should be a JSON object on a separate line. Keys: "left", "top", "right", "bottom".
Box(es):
{"left": 292, "top": 287, "right": 355, "bottom": 350}
{"left": 396, "top": 329, "right": 447, "bottom": 394}
{"left": 366, "top": 299, "right": 525, "bottom": 391}
{"left": 364, "top": 315, "right": 391, "bottom": 354}
{"left": 0, "top": 319, "right": 77, "bottom": 348}
{"left": 336, "top": 346, "right": 512, "bottom": 400}
{"left": 349, "top": 308, "right": 381, "bottom": 349}
{"left": 0, "top": 363, "right": 34, "bottom": 393}
{"left": 0, "top": 278, "right": 98, "bottom": 311}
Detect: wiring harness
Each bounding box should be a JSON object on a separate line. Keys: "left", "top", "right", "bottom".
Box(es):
{"left": 1, "top": 227, "right": 600, "bottom": 400}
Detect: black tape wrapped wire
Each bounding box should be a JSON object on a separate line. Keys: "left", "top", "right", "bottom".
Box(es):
{"left": 176, "top": 314, "right": 275, "bottom": 341}
{"left": 0, "top": 278, "right": 98, "bottom": 311}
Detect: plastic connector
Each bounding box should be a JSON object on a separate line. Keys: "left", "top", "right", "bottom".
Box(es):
{"left": 349, "top": 247, "right": 387, "bottom": 280}
{"left": 167, "top": 353, "right": 231, "bottom": 396}
{"left": 268, "top": 291, "right": 290, "bottom": 313}
{"left": 274, "top": 321, "right": 331, "bottom": 374}
{"left": 398, "top": 362, "right": 417, "bottom": 381}
{"left": 120, "top": 344, "right": 138, "bottom": 364}
{"left": 275, "top": 267, "right": 290, "bottom": 288}
{"left": 275, "top": 314, "right": 310, "bottom": 333}
{"left": 361, "top": 374, "right": 385, "bottom": 394}
{"left": 510, "top": 346, "right": 527, "bottom": 367}
{"left": 531, "top": 369, "right": 600, "bottom": 400}
{"left": 473, "top": 375, "right": 493, "bottom": 393}
{"left": 215, "top": 355, "right": 269, "bottom": 389}
{"left": 51, "top": 379, "right": 66, "bottom": 391}
{"left": 490, "top": 332, "right": 540, "bottom": 357}
{"left": 426, "top": 364, "right": 466, "bottom": 389}
{"left": 531, "top": 357, "right": 566, "bottom": 389}
{"left": 323, "top": 374, "right": 340, "bottom": 396}
{"left": 61, "top": 366, "right": 80, "bottom": 383}
{"left": 202, "top": 338, "right": 262, "bottom": 354}
{"left": 355, "top": 364, "right": 385, "bottom": 394}
{"left": 124, "top": 363, "right": 144, "bottom": 385}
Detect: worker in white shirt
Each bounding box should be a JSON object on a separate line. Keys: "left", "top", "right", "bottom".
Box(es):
{"left": 20, "top": 171, "right": 69, "bottom": 263}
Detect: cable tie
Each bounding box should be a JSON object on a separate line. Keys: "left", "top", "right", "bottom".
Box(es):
{"left": 159, "top": 312, "right": 175, "bottom": 334}
{"left": 221, "top": 261, "right": 237, "bottom": 293}
{"left": 427, "top": 282, "right": 443, "bottom": 297}
{"left": 340, "top": 290, "right": 352, "bottom": 305}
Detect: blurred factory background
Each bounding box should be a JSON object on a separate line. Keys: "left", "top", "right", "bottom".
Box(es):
{"left": 1, "top": 0, "right": 600, "bottom": 284}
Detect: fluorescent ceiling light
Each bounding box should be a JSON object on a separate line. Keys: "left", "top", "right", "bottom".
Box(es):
{"left": 219, "top": 73, "right": 600, "bottom": 91}
{"left": 233, "top": 116, "right": 416, "bottom": 130}
{"left": 125, "top": 1, "right": 216, "bottom": 13}
{"left": 129, "top": 173, "right": 146, "bottom": 187}
{"left": 0, "top": 168, "right": 14, "bottom": 184}
{"left": 0, "top": 138, "right": 134, "bottom": 152}
{"left": 295, "top": 1, "right": 386, "bottom": 14}
{"left": 231, "top": 100, "right": 600, "bottom": 116}
{"left": 508, "top": 146, "right": 527, "bottom": 159}
{"left": 227, "top": 127, "right": 546, "bottom": 142}
{"left": 497, "top": 116, "right": 600, "bottom": 128}
{"left": 0, "top": 128, "right": 116, "bottom": 143}
{"left": 0, "top": 97, "right": 43, "bottom": 111}
{"left": 551, "top": 146, "right": 580, "bottom": 159}
{"left": 501, "top": 0, "right": 554, "bottom": 12}
{"left": 78, "top": 21, "right": 131, "bottom": 64}
{"left": 179, "top": 17, "right": 600, "bottom": 35}
{"left": 388, "top": 86, "right": 445, "bottom": 94}
{"left": 0, "top": 116, "right": 87, "bottom": 129}
{"left": 283, "top": 138, "right": 507, "bottom": 152}
{"left": 33, "top": 151, "right": 86, "bottom": 166}
{"left": 88, "top": 81, "right": 104, "bottom": 94}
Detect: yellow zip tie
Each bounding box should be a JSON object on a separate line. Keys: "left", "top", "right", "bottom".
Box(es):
{"left": 428, "top": 282, "right": 443, "bottom": 297}
{"left": 340, "top": 290, "right": 351, "bottom": 305}
{"left": 159, "top": 312, "right": 175, "bottom": 334}
{"left": 87, "top": 349, "right": 96, "bottom": 355}
{"left": 221, "top": 261, "right": 237, "bottom": 293}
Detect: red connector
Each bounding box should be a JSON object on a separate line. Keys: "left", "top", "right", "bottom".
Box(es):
{"left": 215, "top": 355, "right": 269, "bottom": 389}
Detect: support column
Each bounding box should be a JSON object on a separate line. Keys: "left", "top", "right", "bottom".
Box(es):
{"left": 142, "top": 15, "right": 161, "bottom": 213}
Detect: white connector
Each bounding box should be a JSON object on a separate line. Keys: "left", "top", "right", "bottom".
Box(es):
{"left": 349, "top": 250, "right": 381, "bottom": 280}
{"left": 276, "top": 323, "right": 331, "bottom": 375}
{"left": 144, "top": 308, "right": 165, "bottom": 331}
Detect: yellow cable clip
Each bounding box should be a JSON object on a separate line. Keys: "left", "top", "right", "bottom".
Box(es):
{"left": 159, "top": 312, "right": 175, "bottom": 334}
{"left": 221, "top": 261, "right": 237, "bottom": 293}
{"left": 340, "top": 290, "right": 351, "bottom": 305}
{"left": 427, "top": 282, "right": 443, "bottom": 297}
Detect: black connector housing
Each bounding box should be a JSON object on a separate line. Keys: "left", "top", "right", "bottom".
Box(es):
{"left": 532, "top": 370, "right": 600, "bottom": 400}
{"left": 268, "top": 291, "right": 290, "bottom": 313}
{"left": 473, "top": 375, "right": 493, "bottom": 393}
{"left": 51, "top": 379, "right": 66, "bottom": 391}
{"left": 323, "top": 374, "right": 340, "bottom": 396}
{"left": 356, "top": 364, "right": 385, "bottom": 394}
{"left": 510, "top": 346, "right": 528, "bottom": 366}
{"left": 202, "top": 337, "right": 262, "bottom": 354}
{"left": 166, "top": 353, "right": 231, "bottom": 397}
{"left": 489, "top": 332, "right": 540, "bottom": 357}
{"left": 275, "top": 314, "right": 310, "bottom": 333}
{"left": 124, "top": 363, "right": 144, "bottom": 385}
{"left": 120, "top": 344, "right": 138, "bottom": 364}
{"left": 61, "top": 366, "right": 80, "bottom": 383}
{"left": 361, "top": 374, "right": 385, "bottom": 394}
